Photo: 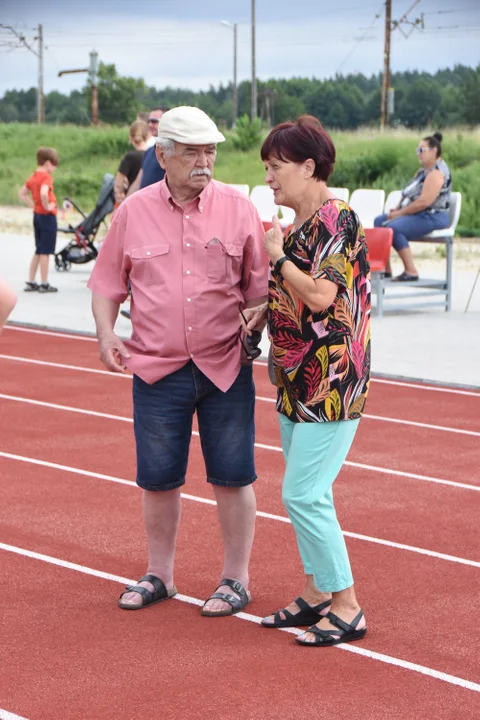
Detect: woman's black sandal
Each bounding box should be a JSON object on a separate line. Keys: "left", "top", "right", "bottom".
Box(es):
{"left": 295, "top": 610, "right": 367, "bottom": 646}
{"left": 118, "top": 574, "right": 177, "bottom": 610}
{"left": 201, "top": 578, "right": 251, "bottom": 617}
{"left": 261, "top": 597, "right": 331, "bottom": 628}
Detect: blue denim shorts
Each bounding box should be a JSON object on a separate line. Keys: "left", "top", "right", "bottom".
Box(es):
{"left": 33, "top": 213, "right": 57, "bottom": 254}
{"left": 133, "top": 362, "right": 257, "bottom": 491}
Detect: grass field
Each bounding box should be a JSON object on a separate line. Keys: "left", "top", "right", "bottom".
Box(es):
{"left": 1, "top": 123, "right": 479, "bottom": 234}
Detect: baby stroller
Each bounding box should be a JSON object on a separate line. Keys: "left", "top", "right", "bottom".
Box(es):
{"left": 54, "top": 173, "right": 115, "bottom": 271}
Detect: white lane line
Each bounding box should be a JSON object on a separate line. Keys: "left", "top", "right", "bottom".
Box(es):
{"left": 369, "top": 377, "right": 480, "bottom": 398}
{"left": 363, "top": 414, "right": 480, "bottom": 437}
{"left": 1, "top": 395, "right": 479, "bottom": 492}
{"left": 1, "top": 541, "right": 479, "bottom": 694}
{"left": 0, "top": 711, "right": 29, "bottom": 720}
{"left": 4, "top": 325, "right": 480, "bottom": 398}
{"left": 0, "top": 355, "right": 118, "bottom": 377}
{"left": 4, "top": 326, "right": 97, "bottom": 342}
{"left": 0, "top": 374, "right": 478, "bottom": 438}
{"left": 1, "top": 451, "right": 479, "bottom": 568}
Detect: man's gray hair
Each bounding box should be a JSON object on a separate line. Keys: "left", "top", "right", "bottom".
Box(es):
{"left": 156, "top": 138, "right": 175, "bottom": 156}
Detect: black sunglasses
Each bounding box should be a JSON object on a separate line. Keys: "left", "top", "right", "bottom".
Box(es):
{"left": 239, "top": 307, "right": 262, "bottom": 361}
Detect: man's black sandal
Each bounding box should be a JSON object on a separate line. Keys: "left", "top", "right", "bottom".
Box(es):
{"left": 261, "top": 597, "right": 331, "bottom": 628}
{"left": 201, "top": 578, "right": 251, "bottom": 617}
{"left": 118, "top": 573, "right": 177, "bottom": 610}
{"left": 295, "top": 609, "right": 367, "bottom": 646}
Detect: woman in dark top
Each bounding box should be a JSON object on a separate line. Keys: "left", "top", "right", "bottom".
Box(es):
{"left": 259, "top": 116, "right": 370, "bottom": 647}
{"left": 114, "top": 120, "right": 149, "bottom": 206}
{"left": 374, "top": 131, "right": 452, "bottom": 281}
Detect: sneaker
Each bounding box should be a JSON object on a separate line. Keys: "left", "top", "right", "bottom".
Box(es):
{"left": 38, "top": 283, "right": 58, "bottom": 293}
{"left": 24, "top": 281, "right": 39, "bottom": 292}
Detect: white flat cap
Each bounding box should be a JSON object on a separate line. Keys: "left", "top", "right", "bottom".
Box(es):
{"left": 156, "top": 106, "right": 225, "bottom": 145}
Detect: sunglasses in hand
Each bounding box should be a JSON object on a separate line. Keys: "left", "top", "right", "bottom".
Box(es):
{"left": 239, "top": 306, "right": 262, "bottom": 361}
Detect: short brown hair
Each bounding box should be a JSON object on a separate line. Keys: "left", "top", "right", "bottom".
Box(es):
{"left": 36, "top": 147, "right": 59, "bottom": 166}
{"left": 137, "top": 111, "right": 150, "bottom": 122}
{"left": 261, "top": 115, "right": 335, "bottom": 181}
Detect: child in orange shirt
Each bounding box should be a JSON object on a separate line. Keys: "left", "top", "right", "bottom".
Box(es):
{"left": 18, "top": 147, "right": 59, "bottom": 293}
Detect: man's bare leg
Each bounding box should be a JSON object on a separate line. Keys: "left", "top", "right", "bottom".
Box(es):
{"left": 120, "top": 487, "right": 181, "bottom": 606}
{"left": 202, "top": 484, "right": 256, "bottom": 614}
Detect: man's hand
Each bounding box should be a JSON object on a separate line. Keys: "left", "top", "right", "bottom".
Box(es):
{"left": 47, "top": 202, "right": 56, "bottom": 213}
{"left": 264, "top": 215, "right": 285, "bottom": 264}
{"left": 98, "top": 333, "right": 131, "bottom": 373}
{"left": 240, "top": 304, "right": 268, "bottom": 336}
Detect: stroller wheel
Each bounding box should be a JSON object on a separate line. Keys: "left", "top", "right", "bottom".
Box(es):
{"left": 55, "top": 259, "right": 71, "bottom": 272}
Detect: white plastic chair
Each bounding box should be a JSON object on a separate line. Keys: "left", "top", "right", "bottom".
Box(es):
{"left": 227, "top": 183, "right": 250, "bottom": 196}
{"left": 349, "top": 189, "right": 386, "bottom": 229}
{"left": 328, "top": 187, "right": 349, "bottom": 203}
{"left": 279, "top": 205, "right": 295, "bottom": 228}
{"left": 384, "top": 190, "right": 402, "bottom": 214}
{"left": 249, "top": 185, "right": 279, "bottom": 223}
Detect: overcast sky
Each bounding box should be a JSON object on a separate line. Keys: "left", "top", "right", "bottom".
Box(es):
{"left": 0, "top": 0, "right": 479, "bottom": 97}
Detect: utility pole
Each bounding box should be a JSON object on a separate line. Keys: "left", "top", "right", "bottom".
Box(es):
{"left": 380, "top": 1, "right": 391, "bottom": 131}
{"left": 220, "top": 21, "right": 238, "bottom": 127}
{"left": 58, "top": 51, "right": 99, "bottom": 125}
{"left": 380, "top": 0, "right": 423, "bottom": 130}
{"left": 233, "top": 23, "right": 238, "bottom": 127}
{"left": 251, "top": 0, "right": 257, "bottom": 121}
{"left": 36, "top": 24, "right": 45, "bottom": 124}
{"left": 0, "top": 23, "right": 44, "bottom": 123}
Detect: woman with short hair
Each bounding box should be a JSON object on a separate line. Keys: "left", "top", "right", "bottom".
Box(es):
{"left": 114, "top": 120, "right": 149, "bottom": 206}
{"left": 374, "top": 131, "right": 452, "bottom": 281}
{"left": 259, "top": 116, "right": 370, "bottom": 647}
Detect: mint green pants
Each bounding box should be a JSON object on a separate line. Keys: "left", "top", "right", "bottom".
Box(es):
{"left": 278, "top": 414, "right": 360, "bottom": 593}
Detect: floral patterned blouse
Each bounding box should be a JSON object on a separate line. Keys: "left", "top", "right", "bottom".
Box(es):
{"left": 268, "top": 198, "right": 371, "bottom": 423}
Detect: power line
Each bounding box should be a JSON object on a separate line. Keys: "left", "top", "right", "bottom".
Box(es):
{"left": 335, "top": 3, "right": 384, "bottom": 74}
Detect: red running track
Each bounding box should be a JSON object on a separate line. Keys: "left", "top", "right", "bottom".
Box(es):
{"left": 0, "top": 325, "right": 479, "bottom": 719}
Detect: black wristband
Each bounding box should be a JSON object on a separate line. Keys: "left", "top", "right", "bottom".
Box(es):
{"left": 274, "top": 256, "right": 290, "bottom": 276}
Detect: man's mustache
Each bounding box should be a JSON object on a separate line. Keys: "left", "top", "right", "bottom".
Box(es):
{"left": 189, "top": 168, "right": 212, "bottom": 177}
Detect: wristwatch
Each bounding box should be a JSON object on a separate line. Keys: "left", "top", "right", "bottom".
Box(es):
{"left": 274, "top": 256, "right": 290, "bottom": 276}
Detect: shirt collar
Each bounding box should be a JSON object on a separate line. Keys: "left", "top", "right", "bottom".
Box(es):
{"left": 159, "top": 176, "right": 214, "bottom": 214}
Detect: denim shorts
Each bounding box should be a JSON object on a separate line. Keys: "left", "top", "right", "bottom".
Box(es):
{"left": 33, "top": 213, "right": 57, "bottom": 254}
{"left": 132, "top": 362, "right": 257, "bottom": 491}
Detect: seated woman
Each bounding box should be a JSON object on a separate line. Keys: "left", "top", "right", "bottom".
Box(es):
{"left": 374, "top": 132, "right": 451, "bottom": 281}
{"left": 114, "top": 120, "right": 149, "bottom": 206}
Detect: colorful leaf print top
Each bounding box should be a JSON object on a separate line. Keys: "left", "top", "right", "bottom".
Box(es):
{"left": 268, "top": 198, "right": 371, "bottom": 423}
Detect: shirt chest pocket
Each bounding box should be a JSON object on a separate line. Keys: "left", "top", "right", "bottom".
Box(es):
{"left": 131, "top": 244, "right": 170, "bottom": 286}
{"left": 206, "top": 241, "right": 243, "bottom": 284}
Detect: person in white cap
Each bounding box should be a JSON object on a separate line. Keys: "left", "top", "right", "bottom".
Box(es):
{"left": 88, "top": 107, "right": 268, "bottom": 617}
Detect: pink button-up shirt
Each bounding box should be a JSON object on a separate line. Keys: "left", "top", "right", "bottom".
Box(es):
{"left": 87, "top": 179, "right": 268, "bottom": 391}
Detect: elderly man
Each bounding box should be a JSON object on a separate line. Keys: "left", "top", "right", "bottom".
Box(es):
{"left": 88, "top": 106, "right": 267, "bottom": 616}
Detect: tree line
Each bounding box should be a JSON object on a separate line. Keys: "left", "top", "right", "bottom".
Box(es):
{"left": 1, "top": 62, "right": 479, "bottom": 129}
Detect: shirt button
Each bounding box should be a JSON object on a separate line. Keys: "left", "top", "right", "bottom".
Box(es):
{"left": 186, "top": 270, "right": 191, "bottom": 275}
{"left": 188, "top": 326, "right": 192, "bottom": 331}
{"left": 187, "top": 298, "right": 191, "bottom": 302}
{"left": 186, "top": 243, "right": 191, "bottom": 247}
{"left": 146, "top": 251, "right": 151, "bottom": 256}
{"left": 190, "top": 353, "right": 194, "bottom": 358}
{"left": 185, "top": 215, "right": 190, "bottom": 220}
{"left": 199, "top": 206, "right": 203, "bottom": 211}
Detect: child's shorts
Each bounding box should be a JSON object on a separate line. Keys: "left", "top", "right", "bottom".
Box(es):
{"left": 33, "top": 213, "right": 57, "bottom": 255}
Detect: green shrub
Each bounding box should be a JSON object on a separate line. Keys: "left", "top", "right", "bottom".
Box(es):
{"left": 232, "top": 115, "right": 263, "bottom": 152}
